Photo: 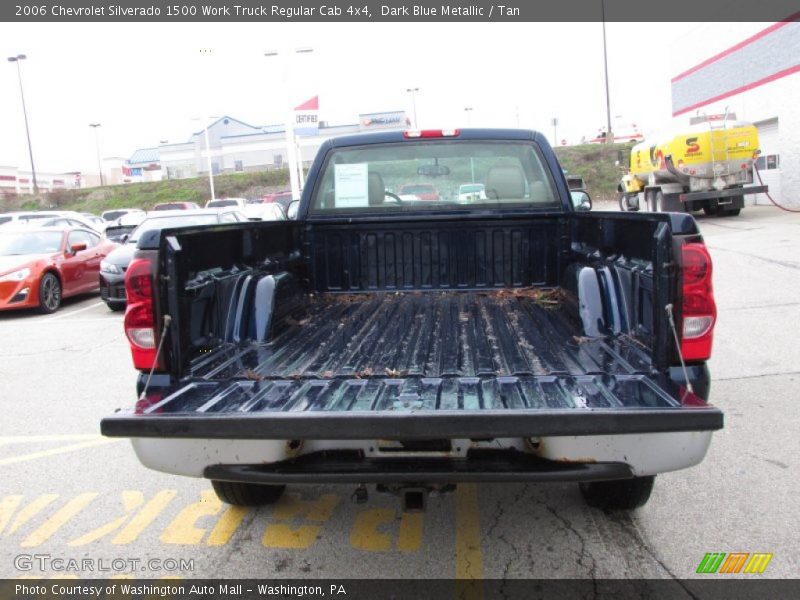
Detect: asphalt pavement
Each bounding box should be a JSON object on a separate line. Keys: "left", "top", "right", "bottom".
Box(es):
{"left": 0, "top": 206, "right": 797, "bottom": 583}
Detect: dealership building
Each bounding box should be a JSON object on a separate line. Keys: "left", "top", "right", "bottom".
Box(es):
{"left": 129, "top": 109, "right": 410, "bottom": 182}
{"left": 671, "top": 19, "right": 800, "bottom": 206}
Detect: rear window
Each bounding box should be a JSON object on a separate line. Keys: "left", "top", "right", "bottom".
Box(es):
{"left": 310, "top": 140, "right": 559, "bottom": 214}
{"left": 207, "top": 200, "right": 238, "bottom": 208}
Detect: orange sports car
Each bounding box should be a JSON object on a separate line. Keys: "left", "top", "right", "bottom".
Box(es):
{"left": 0, "top": 227, "right": 118, "bottom": 314}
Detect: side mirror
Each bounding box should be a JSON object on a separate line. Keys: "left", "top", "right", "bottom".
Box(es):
{"left": 69, "top": 242, "right": 88, "bottom": 254}
{"left": 287, "top": 200, "right": 300, "bottom": 220}
{"left": 570, "top": 191, "right": 592, "bottom": 211}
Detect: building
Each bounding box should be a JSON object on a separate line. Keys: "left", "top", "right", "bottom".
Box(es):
{"left": 152, "top": 111, "right": 410, "bottom": 181}
{"left": 671, "top": 19, "right": 800, "bottom": 206}
{"left": 0, "top": 166, "right": 83, "bottom": 196}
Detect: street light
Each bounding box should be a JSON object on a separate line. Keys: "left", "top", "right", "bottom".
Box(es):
{"left": 406, "top": 88, "right": 420, "bottom": 129}
{"left": 464, "top": 107, "right": 473, "bottom": 126}
{"left": 264, "top": 47, "right": 315, "bottom": 201}
{"left": 191, "top": 117, "right": 218, "bottom": 202}
{"left": 89, "top": 123, "right": 104, "bottom": 186}
{"left": 7, "top": 54, "right": 38, "bottom": 194}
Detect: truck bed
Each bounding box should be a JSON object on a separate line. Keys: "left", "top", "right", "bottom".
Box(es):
{"left": 103, "top": 290, "right": 722, "bottom": 440}
{"left": 192, "top": 290, "right": 650, "bottom": 381}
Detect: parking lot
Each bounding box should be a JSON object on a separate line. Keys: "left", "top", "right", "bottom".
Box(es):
{"left": 1, "top": 206, "right": 798, "bottom": 581}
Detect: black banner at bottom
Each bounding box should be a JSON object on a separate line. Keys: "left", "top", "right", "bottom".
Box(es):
{"left": 2, "top": 579, "right": 800, "bottom": 600}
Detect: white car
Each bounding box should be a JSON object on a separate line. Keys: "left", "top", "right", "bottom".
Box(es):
{"left": 0, "top": 211, "right": 70, "bottom": 229}
{"left": 205, "top": 198, "right": 248, "bottom": 209}
{"left": 101, "top": 208, "right": 146, "bottom": 222}
{"left": 244, "top": 203, "right": 287, "bottom": 221}
{"left": 458, "top": 183, "right": 487, "bottom": 203}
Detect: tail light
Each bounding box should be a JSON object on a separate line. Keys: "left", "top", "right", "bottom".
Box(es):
{"left": 124, "top": 257, "right": 159, "bottom": 370}
{"left": 680, "top": 242, "right": 716, "bottom": 361}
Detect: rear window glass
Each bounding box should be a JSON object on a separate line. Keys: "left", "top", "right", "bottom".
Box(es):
{"left": 129, "top": 214, "right": 219, "bottom": 242}
{"left": 310, "top": 140, "right": 559, "bottom": 214}
{"left": 153, "top": 203, "right": 186, "bottom": 210}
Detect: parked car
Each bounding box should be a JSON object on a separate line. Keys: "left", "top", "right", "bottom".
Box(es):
{"left": 22, "top": 214, "right": 105, "bottom": 233}
{"left": 398, "top": 183, "right": 440, "bottom": 201}
{"left": 244, "top": 203, "right": 287, "bottom": 221}
{"left": 101, "top": 209, "right": 146, "bottom": 222}
{"left": 0, "top": 227, "right": 117, "bottom": 313}
{"left": 99, "top": 209, "right": 247, "bottom": 310}
{"left": 0, "top": 211, "right": 69, "bottom": 229}
{"left": 262, "top": 191, "right": 294, "bottom": 210}
{"left": 104, "top": 212, "right": 148, "bottom": 243}
{"left": 152, "top": 202, "right": 201, "bottom": 211}
{"left": 457, "top": 183, "right": 487, "bottom": 203}
{"left": 206, "top": 198, "right": 248, "bottom": 209}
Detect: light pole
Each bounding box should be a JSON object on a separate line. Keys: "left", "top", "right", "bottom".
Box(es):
{"left": 8, "top": 54, "right": 38, "bottom": 194}
{"left": 464, "top": 107, "right": 473, "bottom": 126}
{"left": 89, "top": 123, "right": 104, "bottom": 186}
{"left": 265, "top": 47, "right": 314, "bottom": 201}
{"left": 601, "top": 0, "right": 613, "bottom": 143}
{"left": 406, "top": 87, "right": 420, "bottom": 128}
{"left": 191, "top": 116, "right": 218, "bottom": 202}
{"left": 551, "top": 117, "right": 558, "bottom": 147}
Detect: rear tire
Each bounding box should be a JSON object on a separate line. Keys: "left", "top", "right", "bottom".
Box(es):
{"left": 37, "top": 273, "right": 62, "bottom": 314}
{"left": 579, "top": 475, "right": 655, "bottom": 510}
{"left": 702, "top": 206, "right": 716, "bottom": 216}
{"left": 106, "top": 302, "right": 125, "bottom": 312}
{"left": 721, "top": 208, "right": 741, "bottom": 217}
{"left": 211, "top": 480, "right": 286, "bottom": 506}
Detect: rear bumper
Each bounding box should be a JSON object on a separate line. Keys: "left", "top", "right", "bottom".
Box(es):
{"left": 205, "top": 450, "right": 635, "bottom": 484}
{"left": 130, "top": 430, "right": 714, "bottom": 480}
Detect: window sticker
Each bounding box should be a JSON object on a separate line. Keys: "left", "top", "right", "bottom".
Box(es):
{"left": 335, "top": 163, "right": 369, "bottom": 208}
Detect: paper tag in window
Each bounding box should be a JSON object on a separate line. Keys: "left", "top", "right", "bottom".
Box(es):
{"left": 335, "top": 163, "right": 369, "bottom": 208}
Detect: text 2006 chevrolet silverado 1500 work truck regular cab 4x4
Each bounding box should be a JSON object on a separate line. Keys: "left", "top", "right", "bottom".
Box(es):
{"left": 102, "top": 129, "right": 723, "bottom": 511}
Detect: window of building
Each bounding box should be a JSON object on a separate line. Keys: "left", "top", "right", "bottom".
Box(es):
{"left": 234, "top": 160, "right": 244, "bottom": 172}
{"left": 274, "top": 154, "right": 284, "bottom": 167}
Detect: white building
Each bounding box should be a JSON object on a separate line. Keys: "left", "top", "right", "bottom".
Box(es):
{"left": 153, "top": 111, "right": 410, "bottom": 180}
{"left": 671, "top": 20, "right": 800, "bottom": 206}
{"left": 0, "top": 165, "right": 82, "bottom": 196}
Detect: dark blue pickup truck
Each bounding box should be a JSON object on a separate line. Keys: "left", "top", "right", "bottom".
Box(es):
{"left": 102, "top": 129, "right": 722, "bottom": 511}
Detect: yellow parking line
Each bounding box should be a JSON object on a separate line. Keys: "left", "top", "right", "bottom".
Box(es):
{"left": 0, "top": 438, "right": 123, "bottom": 466}
{"left": 20, "top": 493, "right": 98, "bottom": 547}
{"left": 455, "top": 484, "right": 484, "bottom": 599}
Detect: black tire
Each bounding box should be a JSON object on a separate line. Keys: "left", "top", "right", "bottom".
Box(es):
{"left": 702, "top": 206, "right": 716, "bottom": 216}
{"left": 37, "top": 272, "right": 62, "bottom": 314}
{"left": 579, "top": 476, "right": 655, "bottom": 511}
{"left": 106, "top": 302, "right": 126, "bottom": 312}
{"left": 211, "top": 480, "right": 286, "bottom": 506}
{"left": 721, "top": 208, "right": 741, "bottom": 217}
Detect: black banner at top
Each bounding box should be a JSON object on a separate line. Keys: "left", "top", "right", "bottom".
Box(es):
{"left": 3, "top": 0, "right": 800, "bottom": 22}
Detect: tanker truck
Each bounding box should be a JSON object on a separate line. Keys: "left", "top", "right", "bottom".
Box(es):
{"left": 618, "top": 114, "right": 767, "bottom": 216}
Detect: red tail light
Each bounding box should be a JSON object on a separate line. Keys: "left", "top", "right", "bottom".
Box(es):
{"left": 124, "top": 257, "right": 159, "bottom": 370}
{"left": 680, "top": 242, "right": 716, "bottom": 361}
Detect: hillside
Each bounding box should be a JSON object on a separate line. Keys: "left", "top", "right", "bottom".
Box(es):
{"left": 1, "top": 143, "right": 632, "bottom": 213}
{"left": 0, "top": 169, "right": 291, "bottom": 213}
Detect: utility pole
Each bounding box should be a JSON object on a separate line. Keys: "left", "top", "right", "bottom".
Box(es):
{"left": 601, "top": 0, "right": 613, "bottom": 143}
{"left": 406, "top": 88, "right": 420, "bottom": 128}
{"left": 8, "top": 54, "right": 38, "bottom": 194}
{"left": 464, "top": 107, "right": 473, "bottom": 126}
{"left": 89, "top": 123, "right": 104, "bottom": 186}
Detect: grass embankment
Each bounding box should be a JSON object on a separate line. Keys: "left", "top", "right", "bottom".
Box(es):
{"left": 0, "top": 169, "right": 290, "bottom": 213}
{"left": 554, "top": 142, "right": 633, "bottom": 201}
{"left": 1, "top": 143, "right": 632, "bottom": 213}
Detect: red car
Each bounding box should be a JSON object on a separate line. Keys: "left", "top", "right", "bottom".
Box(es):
{"left": 398, "top": 183, "right": 440, "bottom": 201}
{"left": 0, "top": 227, "right": 117, "bottom": 314}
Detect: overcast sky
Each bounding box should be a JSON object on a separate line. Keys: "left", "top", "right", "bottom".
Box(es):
{"left": 0, "top": 21, "right": 743, "bottom": 174}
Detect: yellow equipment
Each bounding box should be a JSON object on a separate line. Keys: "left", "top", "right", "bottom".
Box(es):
{"left": 618, "top": 114, "right": 767, "bottom": 216}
